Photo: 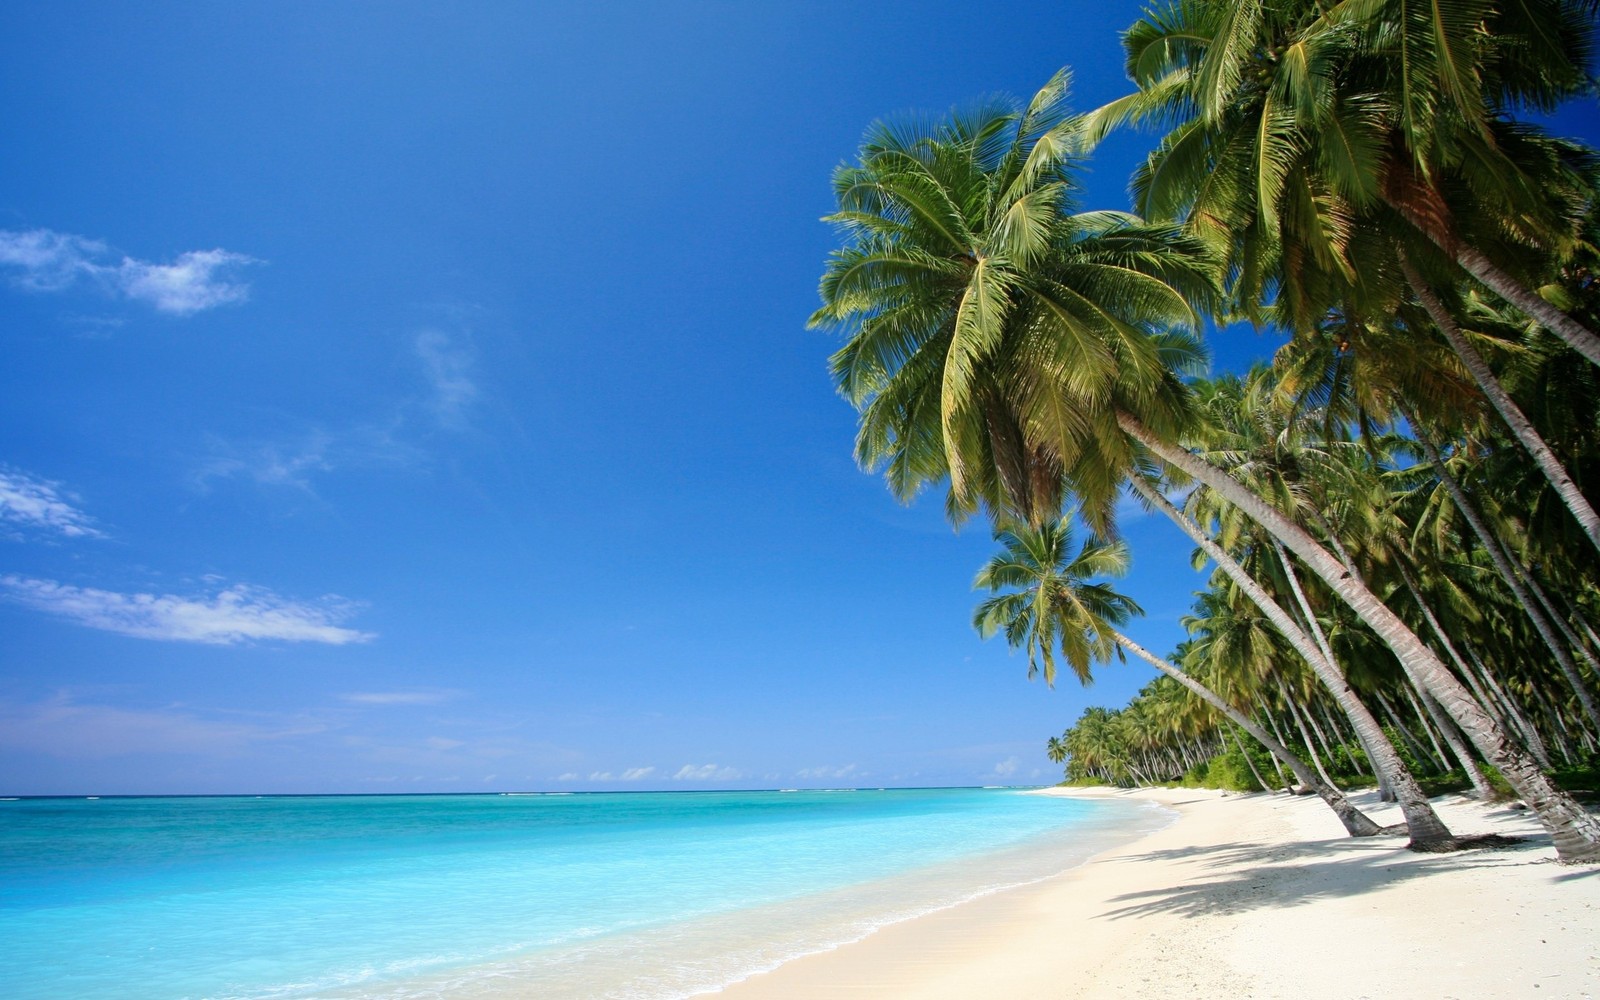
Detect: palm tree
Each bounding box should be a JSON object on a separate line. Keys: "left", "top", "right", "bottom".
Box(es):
{"left": 812, "top": 73, "right": 1600, "bottom": 858}
{"left": 1088, "top": 0, "right": 1600, "bottom": 553}
{"left": 971, "top": 518, "right": 1382, "bottom": 836}
{"left": 1089, "top": 0, "right": 1600, "bottom": 366}
{"left": 811, "top": 69, "right": 1217, "bottom": 533}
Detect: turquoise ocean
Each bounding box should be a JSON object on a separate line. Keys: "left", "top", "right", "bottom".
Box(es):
{"left": 1, "top": 789, "right": 1169, "bottom": 999}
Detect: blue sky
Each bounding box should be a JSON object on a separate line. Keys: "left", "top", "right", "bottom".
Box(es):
{"left": 2, "top": 3, "right": 1585, "bottom": 795}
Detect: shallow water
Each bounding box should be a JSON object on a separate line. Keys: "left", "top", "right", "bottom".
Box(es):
{"left": 0, "top": 789, "right": 1169, "bottom": 999}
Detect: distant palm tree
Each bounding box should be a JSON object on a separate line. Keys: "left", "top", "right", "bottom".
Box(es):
{"left": 972, "top": 517, "right": 1380, "bottom": 835}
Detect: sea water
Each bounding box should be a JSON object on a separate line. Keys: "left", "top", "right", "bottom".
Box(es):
{"left": 0, "top": 789, "right": 1169, "bottom": 999}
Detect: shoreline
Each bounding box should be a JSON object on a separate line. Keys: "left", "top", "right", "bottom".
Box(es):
{"left": 715, "top": 786, "right": 1600, "bottom": 999}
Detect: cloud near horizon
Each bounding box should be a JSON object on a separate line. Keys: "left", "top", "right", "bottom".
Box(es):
{"left": 340, "top": 691, "right": 456, "bottom": 706}
{"left": 0, "top": 227, "right": 257, "bottom": 315}
{"left": 795, "top": 763, "right": 858, "bottom": 781}
{"left": 672, "top": 763, "right": 741, "bottom": 781}
{"left": 0, "top": 466, "right": 102, "bottom": 538}
{"left": 0, "top": 575, "right": 374, "bottom": 645}
{"left": 584, "top": 766, "right": 657, "bottom": 782}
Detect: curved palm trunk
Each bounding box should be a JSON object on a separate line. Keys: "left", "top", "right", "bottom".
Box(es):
{"left": 1281, "top": 681, "right": 1339, "bottom": 789}
{"left": 1395, "top": 563, "right": 1502, "bottom": 798}
{"left": 1401, "top": 255, "right": 1600, "bottom": 556}
{"left": 1119, "top": 411, "right": 1600, "bottom": 862}
{"left": 1422, "top": 688, "right": 1498, "bottom": 800}
{"left": 1130, "top": 476, "right": 1442, "bottom": 842}
{"left": 1110, "top": 630, "right": 1382, "bottom": 836}
{"left": 1411, "top": 428, "right": 1600, "bottom": 733}
{"left": 1269, "top": 540, "right": 1455, "bottom": 845}
{"left": 1388, "top": 196, "right": 1600, "bottom": 368}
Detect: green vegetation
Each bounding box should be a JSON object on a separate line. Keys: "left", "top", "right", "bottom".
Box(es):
{"left": 812, "top": 0, "right": 1600, "bottom": 862}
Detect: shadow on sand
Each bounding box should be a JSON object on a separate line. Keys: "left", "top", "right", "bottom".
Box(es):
{"left": 1095, "top": 829, "right": 1573, "bottom": 922}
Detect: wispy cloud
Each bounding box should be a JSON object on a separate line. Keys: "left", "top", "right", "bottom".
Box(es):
{"left": 414, "top": 330, "right": 478, "bottom": 428}
{"left": 0, "top": 575, "right": 374, "bottom": 645}
{"left": 193, "top": 433, "right": 335, "bottom": 493}
{"left": 340, "top": 691, "right": 456, "bottom": 706}
{"left": 672, "top": 763, "right": 742, "bottom": 782}
{"left": 0, "top": 228, "right": 257, "bottom": 315}
{"left": 795, "top": 763, "right": 858, "bottom": 781}
{"left": 585, "top": 766, "right": 657, "bottom": 782}
{"left": 992, "top": 756, "right": 1020, "bottom": 778}
{"left": 0, "top": 466, "right": 102, "bottom": 538}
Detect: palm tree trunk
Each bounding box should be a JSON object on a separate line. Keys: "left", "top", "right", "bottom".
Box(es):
{"left": 1410, "top": 426, "right": 1600, "bottom": 732}
{"left": 1401, "top": 254, "right": 1600, "bottom": 556}
{"left": 1118, "top": 411, "right": 1600, "bottom": 862}
{"left": 1281, "top": 679, "right": 1340, "bottom": 789}
{"left": 1301, "top": 693, "right": 1341, "bottom": 768}
{"left": 1267, "top": 536, "right": 1454, "bottom": 839}
{"left": 1403, "top": 684, "right": 1451, "bottom": 771}
{"left": 1465, "top": 642, "right": 1557, "bottom": 769}
{"left": 1421, "top": 688, "right": 1498, "bottom": 800}
{"left": 1376, "top": 689, "right": 1445, "bottom": 773}
{"left": 1111, "top": 630, "right": 1383, "bottom": 835}
{"left": 1127, "top": 476, "right": 1415, "bottom": 838}
{"left": 1389, "top": 195, "right": 1600, "bottom": 368}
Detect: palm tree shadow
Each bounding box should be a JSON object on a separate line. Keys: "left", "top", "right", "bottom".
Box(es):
{"left": 1097, "top": 834, "right": 1554, "bottom": 921}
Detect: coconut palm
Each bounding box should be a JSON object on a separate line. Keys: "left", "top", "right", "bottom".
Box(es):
{"left": 971, "top": 517, "right": 1382, "bottom": 835}
{"left": 810, "top": 69, "right": 1217, "bottom": 534}
{"left": 811, "top": 73, "right": 1600, "bottom": 856}
{"left": 1088, "top": 0, "right": 1600, "bottom": 553}
{"left": 1089, "top": 0, "right": 1600, "bottom": 365}
{"left": 1071, "top": 2, "right": 1600, "bottom": 856}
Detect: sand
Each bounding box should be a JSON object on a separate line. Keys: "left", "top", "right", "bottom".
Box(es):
{"left": 716, "top": 787, "right": 1600, "bottom": 999}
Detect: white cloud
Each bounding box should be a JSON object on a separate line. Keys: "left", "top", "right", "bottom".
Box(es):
{"left": 116, "top": 249, "right": 254, "bottom": 314}
{"left": 340, "top": 691, "right": 455, "bottom": 706}
{"left": 194, "top": 434, "right": 335, "bottom": 492}
{"left": 0, "top": 466, "right": 102, "bottom": 538}
{"left": 192, "top": 420, "right": 428, "bottom": 497}
{"left": 556, "top": 772, "right": 580, "bottom": 781}
{"left": 585, "top": 766, "right": 658, "bottom": 782}
{"left": 672, "top": 763, "right": 742, "bottom": 782}
{"left": 993, "top": 756, "right": 1020, "bottom": 778}
{"left": 0, "top": 229, "right": 106, "bottom": 290}
{"left": 0, "top": 575, "right": 374, "bottom": 645}
{"left": 414, "top": 330, "right": 478, "bottom": 427}
{"left": 0, "top": 227, "right": 257, "bottom": 315}
{"left": 796, "top": 763, "right": 858, "bottom": 781}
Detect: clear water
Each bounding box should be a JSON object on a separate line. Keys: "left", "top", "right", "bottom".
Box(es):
{"left": 0, "top": 789, "right": 1167, "bottom": 999}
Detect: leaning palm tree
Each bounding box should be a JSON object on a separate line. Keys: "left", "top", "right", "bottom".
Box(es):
{"left": 811, "top": 68, "right": 1218, "bottom": 532}
{"left": 1087, "top": 0, "right": 1600, "bottom": 553}
{"left": 971, "top": 517, "right": 1382, "bottom": 837}
{"left": 812, "top": 73, "right": 1600, "bottom": 859}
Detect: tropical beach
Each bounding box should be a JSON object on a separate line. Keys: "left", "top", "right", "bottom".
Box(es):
{"left": 724, "top": 787, "right": 1600, "bottom": 1000}
{"left": 4, "top": 1, "right": 1600, "bottom": 997}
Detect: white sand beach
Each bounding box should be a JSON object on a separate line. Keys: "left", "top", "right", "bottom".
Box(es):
{"left": 719, "top": 788, "right": 1600, "bottom": 999}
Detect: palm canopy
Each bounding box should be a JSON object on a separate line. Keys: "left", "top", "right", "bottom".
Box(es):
{"left": 811, "top": 69, "right": 1218, "bottom": 532}
{"left": 1088, "top": 0, "right": 1600, "bottom": 360}
{"left": 971, "top": 518, "right": 1143, "bottom": 687}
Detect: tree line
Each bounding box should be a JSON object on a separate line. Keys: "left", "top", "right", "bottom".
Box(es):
{"left": 810, "top": 0, "right": 1600, "bottom": 861}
